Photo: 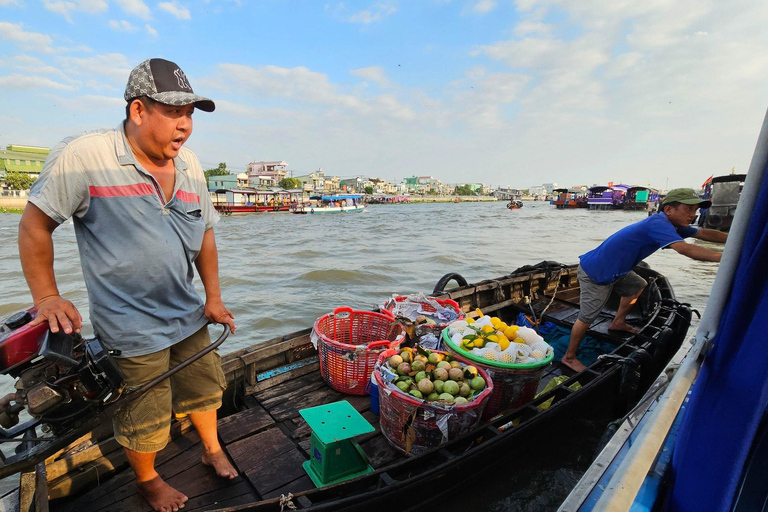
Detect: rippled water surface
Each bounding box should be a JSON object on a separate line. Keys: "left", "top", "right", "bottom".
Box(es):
{"left": 0, "top": 202, "right": 722, "bottom": 508}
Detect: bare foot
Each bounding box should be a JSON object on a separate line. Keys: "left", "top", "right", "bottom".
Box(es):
{"left": 202, "top": 449, "right": 238, "bottom": 479}
{"left": 561, "top": 356, "right": 587, "bottom": 372}
{"left": 137, "top": 475, "right": 188, "bottom": 512}
{"left": 608, "top": 322, "right": 639, "bottom": 334}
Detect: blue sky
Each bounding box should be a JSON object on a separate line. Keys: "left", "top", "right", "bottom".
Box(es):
{"left": 2, "top": 0, "right": 768, "bottom": 190}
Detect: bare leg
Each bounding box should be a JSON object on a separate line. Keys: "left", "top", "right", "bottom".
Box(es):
{"left": 188, "top": 409, "right": 238, "bottom": 479}
{"left": 608, "top": 289, "right": 645, "bottom": 333}
{"left": 126, "top": 449, "right": 188, "bottom": 512}
{"left": 561, "top": 319, "right": 589, "bottom": 372}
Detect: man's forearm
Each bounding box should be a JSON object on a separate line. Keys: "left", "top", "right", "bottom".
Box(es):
{"left": 19, "top": 205, "right": 60, "bottom": 303}
{"left": 195, "top": 228, "right": 222, "bottom": 299}
{"left": 674, "top": 242, "right": 722, "bottom": 262}
{"left": 696, "top": 228, "right": 728, "bottom": 243}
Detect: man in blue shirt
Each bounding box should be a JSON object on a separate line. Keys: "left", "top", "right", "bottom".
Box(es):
{"left": 561, "top": 188, "right": 728, "bottom": 372}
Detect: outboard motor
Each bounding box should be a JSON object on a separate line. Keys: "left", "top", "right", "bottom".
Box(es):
{"left": 0, "top": 307, "right": 124, "bottom": 434}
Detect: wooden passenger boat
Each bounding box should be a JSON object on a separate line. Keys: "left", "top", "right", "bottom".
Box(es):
{"left": 551, "top": 189, "right": 586, "bottom": 209}
{"left": 292, "top": 194, "right": 365, "bottom": 214}
{"left": 6, "top": 262, "right": 691, "bottom": 512}
{"left": 212, "top": 189, "right": 303, "bottom": 215}
{"left": 623, "top": 186, "right": 660, "bottom": 211}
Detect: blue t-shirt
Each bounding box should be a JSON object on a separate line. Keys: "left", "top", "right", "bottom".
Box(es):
{"left": 579, "top": 213, "right": 699, "bottom": 285}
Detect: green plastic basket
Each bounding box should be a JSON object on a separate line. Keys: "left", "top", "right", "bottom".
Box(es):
{"left": 440, "top": 328, "right": 554, "bottom": 369}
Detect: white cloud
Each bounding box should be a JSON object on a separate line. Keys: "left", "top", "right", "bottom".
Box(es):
{"left": 473, "top": 1, "right": 496, "bottom": 14}
{"left": 0, "top": 0, "right": 21, "bottom": 6}
{"left": 115, "top": 0, "right": 151, "bottom": 19}
{"left": 0, "top": 73, "right": 76, "bottom": 90}
{"left": 513, "top": 21, "right": 552, "bottom": 36}
{"left": 42, "top": 0, "right": 107, "bottom": 22}
{"left": 52, "top": 93, "right": 125, "bottom": 110}
{"left": 145, "top": 24, "right": 158, "bottom": 37}
{"left": 346, "top": 4, "right": 397, "bottom": 24}
{"left": 208, "top": 63, "right": 417, "bottom": 122}
{"left": 57, "top": 53, "right": 133, "bottom": 85}
{"left": 350, "top": 66, "right": 395, "bottom": 89}
{"left": 0, "top": 22, "right": 54, "bottom": 52}
{"left": 158, "top": 1, "right": 191, "bottom": 20}
{"left": 109, "top": 20, "right": 138, "bottom": 32}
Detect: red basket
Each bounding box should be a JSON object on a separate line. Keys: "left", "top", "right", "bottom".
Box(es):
{"left": 313, "top": 307, "right": 405, "bottom": 395}
{"left": 381, "top": 296, "right": 463, "bottom": 338}
{"left": 374, "top": 349, "right": 493, "bottom": 456}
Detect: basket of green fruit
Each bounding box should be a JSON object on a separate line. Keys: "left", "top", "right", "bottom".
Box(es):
{"left": 374, "top": 346, "right": 493, "bottom": 456}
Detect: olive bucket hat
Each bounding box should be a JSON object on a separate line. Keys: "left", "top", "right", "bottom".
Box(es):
{"left": 124, "top": 58, "right": 215, "bottom": 112}
{"left": 661, "top": 188, "right": 711, "bottom": 209}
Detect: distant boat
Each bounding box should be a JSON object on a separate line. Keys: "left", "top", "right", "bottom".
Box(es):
{"left": 623, "top": 186, "right": 660, "bottom": 211}
{"left": 701, "top": 174, "right": 746, "bottom": 231}
{"left": 293, "top": 194, "right": 365, "bottom": 214}
{"left": 212, "top": 188, "right": 303, "bottom": 214}
{"left": 507, "top": 200, "right": 523, "bottom": 209}
{"left": 551, "top": 188, "right": 587, "bottom": 209}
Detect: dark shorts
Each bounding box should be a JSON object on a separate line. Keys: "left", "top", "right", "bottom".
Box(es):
{"left": 577, "top": 265, "right": 647, "bottom": 324}
{"left": 112, "top": 325, "right": 226, "bottom": 452}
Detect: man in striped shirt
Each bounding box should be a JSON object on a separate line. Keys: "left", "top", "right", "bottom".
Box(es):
{"left": 19, "top": 58, "right": 237, "bottom": 512}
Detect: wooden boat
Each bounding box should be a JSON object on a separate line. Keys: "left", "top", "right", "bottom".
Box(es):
{"left": 551, "top": 189, "right": 586, "bottom": 209}
{"left": 506, "top": 199, "right": 523, "bottom": 209}
{"left": 7, "top": 262, "right": 691, "bottom": 512}
{"left": 701, "top": 174, "right": 746, "bottom": 231}
{"left": 623, "top": 186, "right": 660, "bottom": 211}
{"left": 212, "top": 189, "right": 303, "bottom": 215}
{"left": 292, "top": 194, "right": 365, "bottom": 214}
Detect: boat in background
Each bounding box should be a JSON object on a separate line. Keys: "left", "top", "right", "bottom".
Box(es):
{"left": 623, "top": 186, "right": 660, "bottom": 211}
{"left": 293, "top": 194, "right": 365, "bottom": 214}
{"left": 212, "top": 188, "right": 304, "bottom": 215}
{"left": 701, "top": 174, "right": 746, "bottom": 231}
{"left": 551, "top": 188, "right": 587, "bottom": 209}
{"left": 587, "top": 184, "right": 630, "bottom": 210}
{"left": 507, "top": 199, "right": 523, "bottom": 209}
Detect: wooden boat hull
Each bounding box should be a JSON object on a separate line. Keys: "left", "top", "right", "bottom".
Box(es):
{"left": 26, "top": 263, "right": 690, "bottom": 512}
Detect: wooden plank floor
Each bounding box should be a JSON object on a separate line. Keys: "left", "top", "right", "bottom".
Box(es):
{"left": 50, "top": 372, "right": 403, "bottom": 511}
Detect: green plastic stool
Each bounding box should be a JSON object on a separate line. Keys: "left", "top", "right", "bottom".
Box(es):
{"left": 299, "top": 400, "right": 375, "bottom": 487}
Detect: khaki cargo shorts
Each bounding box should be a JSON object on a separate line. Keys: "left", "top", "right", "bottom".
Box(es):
{"left": 113, "top": 325, "right": 226, "bottom": 453}
{"left": 577, "top": 265, "right": 647, "bottom": 325}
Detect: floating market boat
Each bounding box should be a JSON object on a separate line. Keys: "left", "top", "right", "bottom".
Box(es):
{"left": 700, "top": 173, "right": 746, "bottom": 231}
{"left": 622, "top": 186, "right": 660, "bottom": 211}
{"left": 506, "top": 199, "right": 524, "bottom": 209}
{"left": 551, "top": 189, "right": 586, "bottom": 209}
{"left": 212, "top": 189, "right": 303, "bottom": 215}
{"left": 1, "top": 261, "right": 692, "bottom": 512}
{"left": 292, "top": 194, "right": 365, "bottom": 214}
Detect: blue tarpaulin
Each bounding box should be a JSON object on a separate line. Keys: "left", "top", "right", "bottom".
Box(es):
{"left": 669, "top": 162, "right": 768, "bottom": 511}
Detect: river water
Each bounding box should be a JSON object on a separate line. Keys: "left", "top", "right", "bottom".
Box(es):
{"left": 0, "top": 202, "right": 722, "bottom": 507}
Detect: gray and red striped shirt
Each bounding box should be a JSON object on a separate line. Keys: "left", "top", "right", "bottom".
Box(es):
{"left": 29, "top": 123, "right": 219, "bottom": 357}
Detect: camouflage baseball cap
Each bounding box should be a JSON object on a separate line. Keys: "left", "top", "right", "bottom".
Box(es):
{"left": 124, "top": 58, "right": 215, "bottom": 112}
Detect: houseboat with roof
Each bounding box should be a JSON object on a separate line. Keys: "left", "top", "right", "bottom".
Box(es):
{"left": 701, "top": 174, "right": 746, "bottom": 231}
{"left": 293, "top": 194, "right": 365, "bottom": 214}
{"left": 212, "top": 189, "right": 304, "bottom": 215}
{"left": 623, "top": 186, "right": 660, "bottom": 211}
{"left": 551, "top": 188, "right": 587, "bottom": 209}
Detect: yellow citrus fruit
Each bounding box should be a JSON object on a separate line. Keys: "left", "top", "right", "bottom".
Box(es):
{"left": 490, "top": 317, "right": 501, "bottom": 328}
{"left": 504, "top": 327, "right": 518, "bottom": 339}
{"left": 497, "top": 334, "right": 510, "bottom": 351}
{"left": 486, "top": 334, "right": 499, "bottom": 343}
{"left": 497, "top": 322, "right": 509, "bottom": 331}
{"left": 466, "top": 317, "right": 475, "bottom": 324}
{"left": 481, "top": 325, "right": 495, "bottom": 334}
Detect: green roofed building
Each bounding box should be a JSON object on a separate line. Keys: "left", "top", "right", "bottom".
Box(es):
{"left": 1, "top": 144, "right": 51, "bottom": 190}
